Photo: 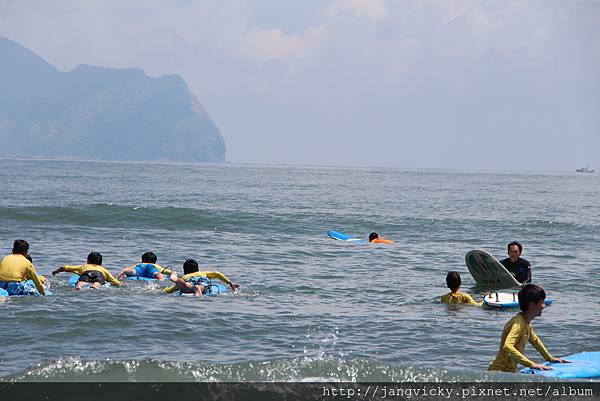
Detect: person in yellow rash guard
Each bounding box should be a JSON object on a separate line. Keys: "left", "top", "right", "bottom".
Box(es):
{"left": 52, "top": 252, "right": 121, "bottom": 289}
{"left": 440, "top": 271, "right": 482, "bottom": 306}
{"left": 117, "top": 251, "right": 172, "bottom": 280}
{"left": 0, "top": 239, "right": 46, "bottom": 296}
{"left": 163, "top": 259, "right": 239, "bottom": 297}
{"left": 488, "top": 284, "right": 570, "bottom": 372}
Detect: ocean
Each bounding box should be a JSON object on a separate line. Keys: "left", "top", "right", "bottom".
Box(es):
{"left": 0, "top": 158, "right": 598, "bottom": 382}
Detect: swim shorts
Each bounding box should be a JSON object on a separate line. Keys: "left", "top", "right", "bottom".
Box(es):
{"left": 78, "top": 270, "right": 106, "bottom": 284}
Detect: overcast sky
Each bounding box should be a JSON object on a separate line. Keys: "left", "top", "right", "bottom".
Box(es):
{"left": 1, "top": 0, "right": 599, "bottom": 170}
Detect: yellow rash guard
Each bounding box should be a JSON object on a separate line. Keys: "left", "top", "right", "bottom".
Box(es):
{"left": 63, "top": 264, "right": 121, "bottom": 287}
{"left": 162, "top": 271, "right": 232, "bottom": 294}
{"left": 488, "top": 313, "right": 553, "bottom": 372}
{"left": 0, "top": 254, "right": 46, "bottom": 295}
{"left": 441, "top": 291, "right": 482, "bottom": 306}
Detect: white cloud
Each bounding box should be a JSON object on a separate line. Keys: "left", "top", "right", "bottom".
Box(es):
{"left": 431, "top": 1, "right": 493, "bottom": 33}
{"left": 243, "top": 25, "right": 328, "bottom": 61}
{"left": 324, "top": 0, "right": 387, "bottom": 22}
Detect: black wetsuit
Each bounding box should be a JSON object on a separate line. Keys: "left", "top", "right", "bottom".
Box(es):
{"left": 500, "top": 258, "right": 531, "bottom": 283}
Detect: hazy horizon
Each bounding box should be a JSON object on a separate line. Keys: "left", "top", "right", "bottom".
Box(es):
{"left": 1, "top": 1, "right": 599, "bottom": 171}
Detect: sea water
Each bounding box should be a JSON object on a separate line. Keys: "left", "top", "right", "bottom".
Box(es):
{"left": 0, "top": 159, "right": 598, "bottom": 381}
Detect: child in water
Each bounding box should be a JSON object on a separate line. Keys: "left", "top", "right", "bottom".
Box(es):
{"left": 368, "top": 232, "right": 394, "bottom": 244}
{"left": 117, "top": 251, "right": 172, "bottom": 280}
{"left": 52, "top": 252, "right": 121, "bottom": 289}
{"left": 488, "top": 284, "right": 569, "bottom": 372}
{"left": 440, "top": 271, "right": 482, "bottom": 306}
{"left": 163, "top": 259, "right": 239, "bottom": 297}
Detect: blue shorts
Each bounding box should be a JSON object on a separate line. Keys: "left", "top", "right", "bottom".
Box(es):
{"left": 0, "top": 280, "right": 37, "bottom": 295}
{"left": 133, "top": 263, "right": 160, "bottom": 278}
{"left": 188, "top": 276, "right": 212, "bottom": 294}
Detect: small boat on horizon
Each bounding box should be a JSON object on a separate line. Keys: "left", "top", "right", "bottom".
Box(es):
{"left": 576, "top": 166, "right": 594, "bottom": 173}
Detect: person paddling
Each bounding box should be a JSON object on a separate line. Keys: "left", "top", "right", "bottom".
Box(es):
{"left": 368, "top": 232, "right": 394, "bottom": 244}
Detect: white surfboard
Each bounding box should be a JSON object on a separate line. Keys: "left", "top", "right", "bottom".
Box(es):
{"left": 465, "top": 249, "right": 521, "bottom": 289}
{"left": 483, "top": 291, "right": 553, "bottom": 308}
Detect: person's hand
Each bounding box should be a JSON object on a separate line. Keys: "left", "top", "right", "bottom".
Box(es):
{"left": 230, "top": 283, "right": 240, "bottom": 291}
{"left": 549, "top": 357, "right": 570, "bottom": 364}
{"left": 530, "top": 363, "right": 552, "bottom": 371}
{"left": 170, "top": 273, "right": 178, "bottom": 282}
{"left": 51, "top": 268, "right": 60, "bottom": 276}
{"left": 117, "top": 271, "right": 125, "bottom": 279}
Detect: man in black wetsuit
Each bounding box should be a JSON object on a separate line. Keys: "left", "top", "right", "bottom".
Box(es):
{"left": 500, "top": 241, "right": 531, "bottom": 284}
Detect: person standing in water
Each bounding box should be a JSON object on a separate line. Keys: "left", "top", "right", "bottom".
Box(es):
{"left": 500, "top": 242, "right": 531, "bottom": 283}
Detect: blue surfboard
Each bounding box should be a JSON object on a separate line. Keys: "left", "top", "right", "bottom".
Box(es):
{"left": 126, "top": 275, "right": 165, "bottom": 282}
{"left": 68, "top": 274, "right": 112, "bottom": 288}
{"left": 174, "top": 283, "right": 230, "bottom": 297}
{"left": 327, "top": 230, "right": 366, "bottom": 243}
{"left": 520, "top": 352, "right": 600, "bottom": 379}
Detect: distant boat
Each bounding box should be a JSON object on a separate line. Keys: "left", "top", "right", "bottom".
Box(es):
{"left": 576, "top": 166, "right": 594, "bottom": 173}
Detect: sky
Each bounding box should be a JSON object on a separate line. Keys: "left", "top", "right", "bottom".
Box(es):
{"left": 1, "top": 0, "right": 599, "bottom": 170}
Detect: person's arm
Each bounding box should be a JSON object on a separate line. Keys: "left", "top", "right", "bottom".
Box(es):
{"left": 206, "top": 271, "right": 239, "bottom": 291}
{"left": 26, "top": 265, "right": 46, "bottom": 296}
{"left": 104, "top": 271, "right": 121, "bottom": 287}
{"left": 155, "top": 264, "right": 173, "bottom": 275}
{"left": 503, "top": 322, "right": 537, "bottom": 368}
{"left": 463, "top": 293, "right": 483, "bottom": 306}
{"left": 117, "top": 264, "right": 138, "bottom": 279}
{"left": 525, "top": 263, "right": 532, "bottom": 283}
{"left": 52, "top": 265, "right": 83, "bottom": 275}
{"left": 162, "top": 285, "right": 179, "bottom": 294}
{"left": 528, "top": 326, "right": 553, "bottom": 361}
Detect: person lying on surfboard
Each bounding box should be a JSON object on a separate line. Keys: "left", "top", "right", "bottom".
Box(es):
{"left": 52, "top": 252, "right": 121, "bottom": 289}
{"left": 500, "top": 241, "right": 531, "bottom": 283}
{"left": 162, "top": 259, "right": 240, "bottom": 297}
{"left": 440, "top": 271, "right": 483, "bottom": 306}
{"left": 117, "top": 251, "right": 173, "bottom": 280}
{"left": 488, "top": 284, "right": 570, "bottom": 372}
{"left": 0, "top": 240, "right": 46, "bottom": 296}
{"left": 368, "top": 232, "right": 394, "bottom": 244}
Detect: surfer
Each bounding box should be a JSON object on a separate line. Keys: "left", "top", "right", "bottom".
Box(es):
{"left": 500, "top": 242, "right": 531, "bottom": 283}
{"left": 440, "top": 271, "right": 483, "bottom": 306}
{"left": 488, "top": 284, "right": 569, "bottom": 372}
{"left": 117, "top": 251, "right": 172, "bottom": 280}
{"left": 0, "top": 240, "right": 46, "bottom": 296}
{"left": 368, "top": 232, "right": 394, "bottom": 244}
{"left": 52, "top": 252, "right": 121, "bottom": 289}
{"left": 163, "top": 259, "right": 239, "bottom": 297}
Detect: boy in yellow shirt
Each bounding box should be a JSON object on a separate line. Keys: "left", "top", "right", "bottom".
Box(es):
{"left": 163, "top": 259, "right": 239, "bottom": 297}
{"left": 488, "top": 284, "right": 569, "bottom": 372}
{"left": 440, "top": 271, "right": 482, "bottom": 306}
{"left": 52, "top": 252, "right": 121, "bottom": 289}
{"left": 0, "top": 240, "right": 46, "bottom": 296}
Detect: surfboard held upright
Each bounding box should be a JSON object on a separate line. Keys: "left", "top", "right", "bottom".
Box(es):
{"left": 465, "top": 249, "right": 521, "bottom": 289}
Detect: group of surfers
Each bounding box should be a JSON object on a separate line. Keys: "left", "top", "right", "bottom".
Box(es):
{"left": 0, "top": 237, "right": 572, "bottom": 375}
{"left": 0, "top": 239, "right": 239, "bottom": 297}
{"left": 440, "top": 241, "right": 571, "bottom": 373}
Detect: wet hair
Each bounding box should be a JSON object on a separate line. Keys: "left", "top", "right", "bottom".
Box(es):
{"left": 507, "top": 241, "right": 523, "bottom": 253}
{"left": 446, "top": 271, "right": 461, "bottom": 290}
{"left": 183, "top": 259, "right": 199, "bottom": 275}
{"left": 141, "top": 251, "right": 157, "bottom": 264}
{"left": 25, "top": 255, "right": 32, "bottom": 263}
{"left": 12, "top": 239, "right": 29, "bottom": 255}
{"left": 368, "top": 232, "right": 379, "bottom": 242}
{"left": 87, "top": 252, "right": 103, "bottom": 265}
{"left": 518, "top": 284, "right": 546, "bottom": 312}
